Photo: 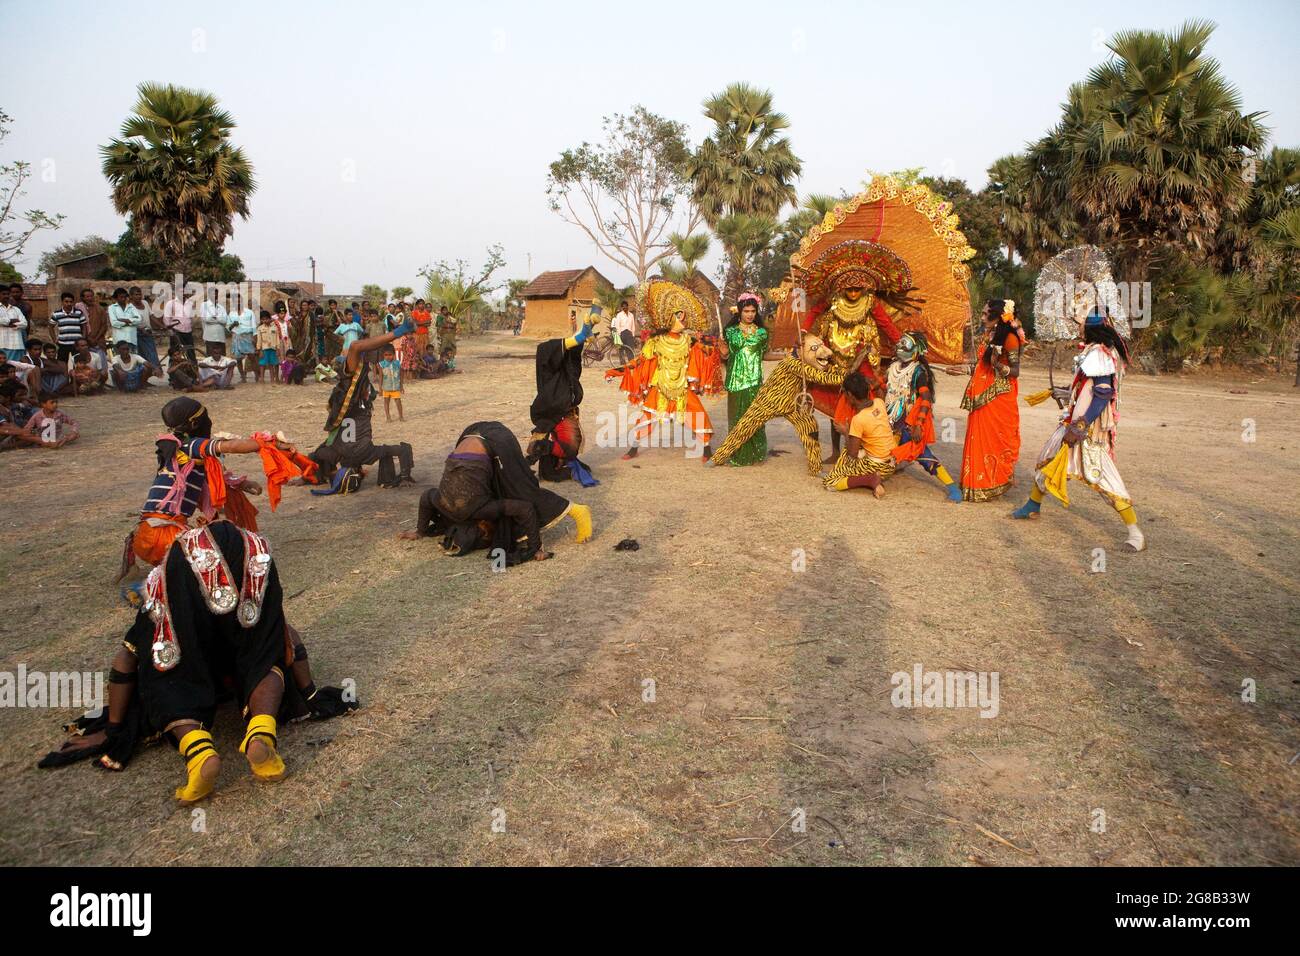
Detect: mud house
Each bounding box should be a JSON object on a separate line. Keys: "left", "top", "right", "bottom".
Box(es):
{"left": 520, "top": 267, "right": 614, "bottom": 339}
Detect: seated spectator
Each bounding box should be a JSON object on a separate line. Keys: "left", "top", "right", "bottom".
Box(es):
{"left": 24, "top": 395, "right": 79, "bottom": 447}
{"left": 69, "top": 338, "right": 108, "bottom": 395}
{"left": 0, "top": 380, "right": 40, "bottom": 447}
{"left": 109, "top": 341, "right": 152, "bottom": 392}
{"left": 281, "top": 348, "right": 307, "bottom": 385}
{"left": 165, "top": 346, "right": 215, "bottom": 392}
{"left": 39, "top": 342, "right": 74, "bottom": 396}
{"left": 21, "top": 339, "right": 73, "bottom": 398}
{"left": 197, "top": 342, "right": 238, "bottom": 389}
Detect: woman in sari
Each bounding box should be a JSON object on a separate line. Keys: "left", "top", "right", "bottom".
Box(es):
{"left": 959, "top": 299, "right": 1023, "bottom": 501}
{"left": 720, "top": 292, "right": 769, "bottom": 465}
{"left": 404, "top": 299, "right": 432, "bottom": 374}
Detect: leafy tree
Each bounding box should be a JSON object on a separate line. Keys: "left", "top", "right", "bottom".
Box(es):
{"left": 361, "top": 284, "right": 388, "bottom": 309}
{"left": 419, "top": 244, "right": 506, "bottom": 323}
{"left": 0, "top": 261, "right": 21, "bottom": 284}
{"left": 101, "top": 83, "right": 255, "bottom": 286}
{"left": 0, "top": 107, "right": 64, "bottom": 271}
{"left": 38, "top": 235, "right": 112, "bottom": 280}
{"left": 391, "top": 285, "right": 414, "bottom": 303}
{"left": 96, "top": 224, "right": 244, "bottom": 282}
{"left": 547, "top": 106, "right": 701, "bottom": 284}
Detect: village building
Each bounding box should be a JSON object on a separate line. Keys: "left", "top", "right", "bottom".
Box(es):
{"left": 519, "top": 267, "right": 614, "bottom": 339}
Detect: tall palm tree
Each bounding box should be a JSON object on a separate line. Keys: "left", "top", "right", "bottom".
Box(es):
{"left": 1028, "top": 20, "right": 1265, "bottom": 276}
{"left": 101, "top": 83, "right": 255, "bottom": 286}
{"left": 687, "top": 83, "right": 802, "bottom": 298}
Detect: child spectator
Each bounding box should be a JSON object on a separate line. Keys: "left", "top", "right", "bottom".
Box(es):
{"left": 334, "top": 309, "right": 363, "bottom": 352}
{"left": 0, "top": 381, "right": 49, "bottom": 450}
{"left": 110, "top": 340, "right": 151, "bottom": 392}
{"left": 24, "top": 395, "right": 79, "bottom": 447}
{"left": 255, "top": 310, "right": 281, "bottom": 384}
{"left": 281, "top": 348, "right": 307, "bottom": 385}
{"left": 69, "top": 338, "right": 107, "bottom": 395}
{"left": 379, "top": 344, "right": 404, "bottom": 421}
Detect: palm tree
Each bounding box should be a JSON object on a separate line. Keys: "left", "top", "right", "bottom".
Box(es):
{"left": 101, "top": 83, "right": 255, "bottom": 287}
{"left": 714, "top": 213, "right": 777, "bottom": 301}
{"left": 1028, "top": 20, "right": 1265, "bottom": 277}
{"left": 687, "top": 83, "right": 802, "bottom": 298}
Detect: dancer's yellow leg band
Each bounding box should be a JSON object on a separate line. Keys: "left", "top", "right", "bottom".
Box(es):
{"left": 175, "top": 728, "right": 218, "bottom": 803}
{"left": 240, "top": 714, "right": 285, "bottom": 780}
{"left": 934, "top": 465, "right": 956, "bottom": 486}
{"left": 1115, "top": 503, "right": 1138, "bottom": 526}
{"left": 1029, "top": 486, "right": 1045, "bottom": 504}
{"left": 569, "top": 503, "right": 593, "bottom": 543}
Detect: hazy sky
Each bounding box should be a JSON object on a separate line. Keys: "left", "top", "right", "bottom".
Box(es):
{"left": 6, "top": 0, "right": 1298, "bottom": 294}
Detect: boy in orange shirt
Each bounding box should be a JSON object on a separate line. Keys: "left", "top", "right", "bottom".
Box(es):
{"left": 824, "top": 371, "right": 897, "bottom": 497}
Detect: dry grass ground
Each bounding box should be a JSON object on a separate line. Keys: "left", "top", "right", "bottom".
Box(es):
{"left": 0, "top": 333, "right": 1296, "bottom": 866}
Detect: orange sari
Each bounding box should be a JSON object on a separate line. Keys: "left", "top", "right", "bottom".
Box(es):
{"left": 959, "top": 331, "right": 1020, "bottom": 501}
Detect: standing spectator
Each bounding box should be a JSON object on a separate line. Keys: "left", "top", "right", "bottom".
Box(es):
{"left": 108, "top": 287, "right": 143, "bottom": 350}
{"left": 109, "top": 340, "right": 151, "bottom": 392}
{"left": 200, "top": 288, "right": 228, "bottom": 356}
{"left": 333, "top": 308, "right": 363, "bottom": 352}
{"left": 323, "top": 299, "right": 345, "bottom": 361}
{"left": 80, "top": 288, "right": 110, "bottom": 365}
{"left": 255, "top": 309, "right": 281, "bottom": 384}
{"left": 0, "top": 287, "right": 27, "bottom": 361}
{"left": 378, "top": 344, "right": 404, "bottom": 422}
{"left": 163, "top": 291, "right": 196, "bottom": 362}
{"left": 69, "top": 337, "right": 107, "bottom": 394}
{"left": 9, "top": 283, "right": 32, "bottom": 329}
{"left": 611, "top": 299, "right": 637, "bottom": 363}
{"left": 49, "top": 292, "right": 88, "bottom": 362}
{"left": 131, "top": 286, "right": 162, "bottom": 375}
{"left": 272, "top": 300, "right": 292, "bottom": 352}
{"left": 226, "top": 293, "right": 257, "bottom": 383}
{"left": 436, "top": 306, "right": 457, "bottom": 357}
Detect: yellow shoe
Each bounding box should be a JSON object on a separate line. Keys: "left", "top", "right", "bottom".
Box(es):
{"left": 239, "top": 714, "right": 286, "bottom": 781}
{"left": 174, "top": 729, "right": 220, "bottom": 803}
{"left": 569, "top": 503, "right": 593, "bottom": 543}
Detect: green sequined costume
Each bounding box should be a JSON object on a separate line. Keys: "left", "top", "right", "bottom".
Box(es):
{"left": 723, "top": 323, "right": 769, "bottom": 466}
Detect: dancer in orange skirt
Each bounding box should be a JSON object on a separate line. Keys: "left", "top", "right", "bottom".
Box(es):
{"left": 606, "top": 280, "right": 715, "bottom": 463}
{"left": 959, "top": 299, "right": 1023, "bottom": 501}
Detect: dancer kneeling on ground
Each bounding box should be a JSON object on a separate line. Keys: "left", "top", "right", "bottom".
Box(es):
{"left": 40, "top": 520, "right": 358, "bottom": 802}
{"left": 400, "top": 421, "right": 592, "bottom": 564}
{"left": 309, "top": 317, "right": 416, "bottom": 492}
{"left": 824, "top": 371, "right": 897, "bottom": 497}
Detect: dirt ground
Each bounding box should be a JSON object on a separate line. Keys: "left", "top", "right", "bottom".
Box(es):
{"left": 0, "top": 332, "right": 1296, "bottom": 866}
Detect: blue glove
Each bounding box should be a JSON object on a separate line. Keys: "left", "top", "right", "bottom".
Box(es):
{"left": 391, "top": 319, "right": 416, "bottom": 339}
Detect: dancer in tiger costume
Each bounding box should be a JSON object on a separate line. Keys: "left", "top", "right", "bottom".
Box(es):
{"left": 711, "top": 332, "right": 867, "bottom": 475}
